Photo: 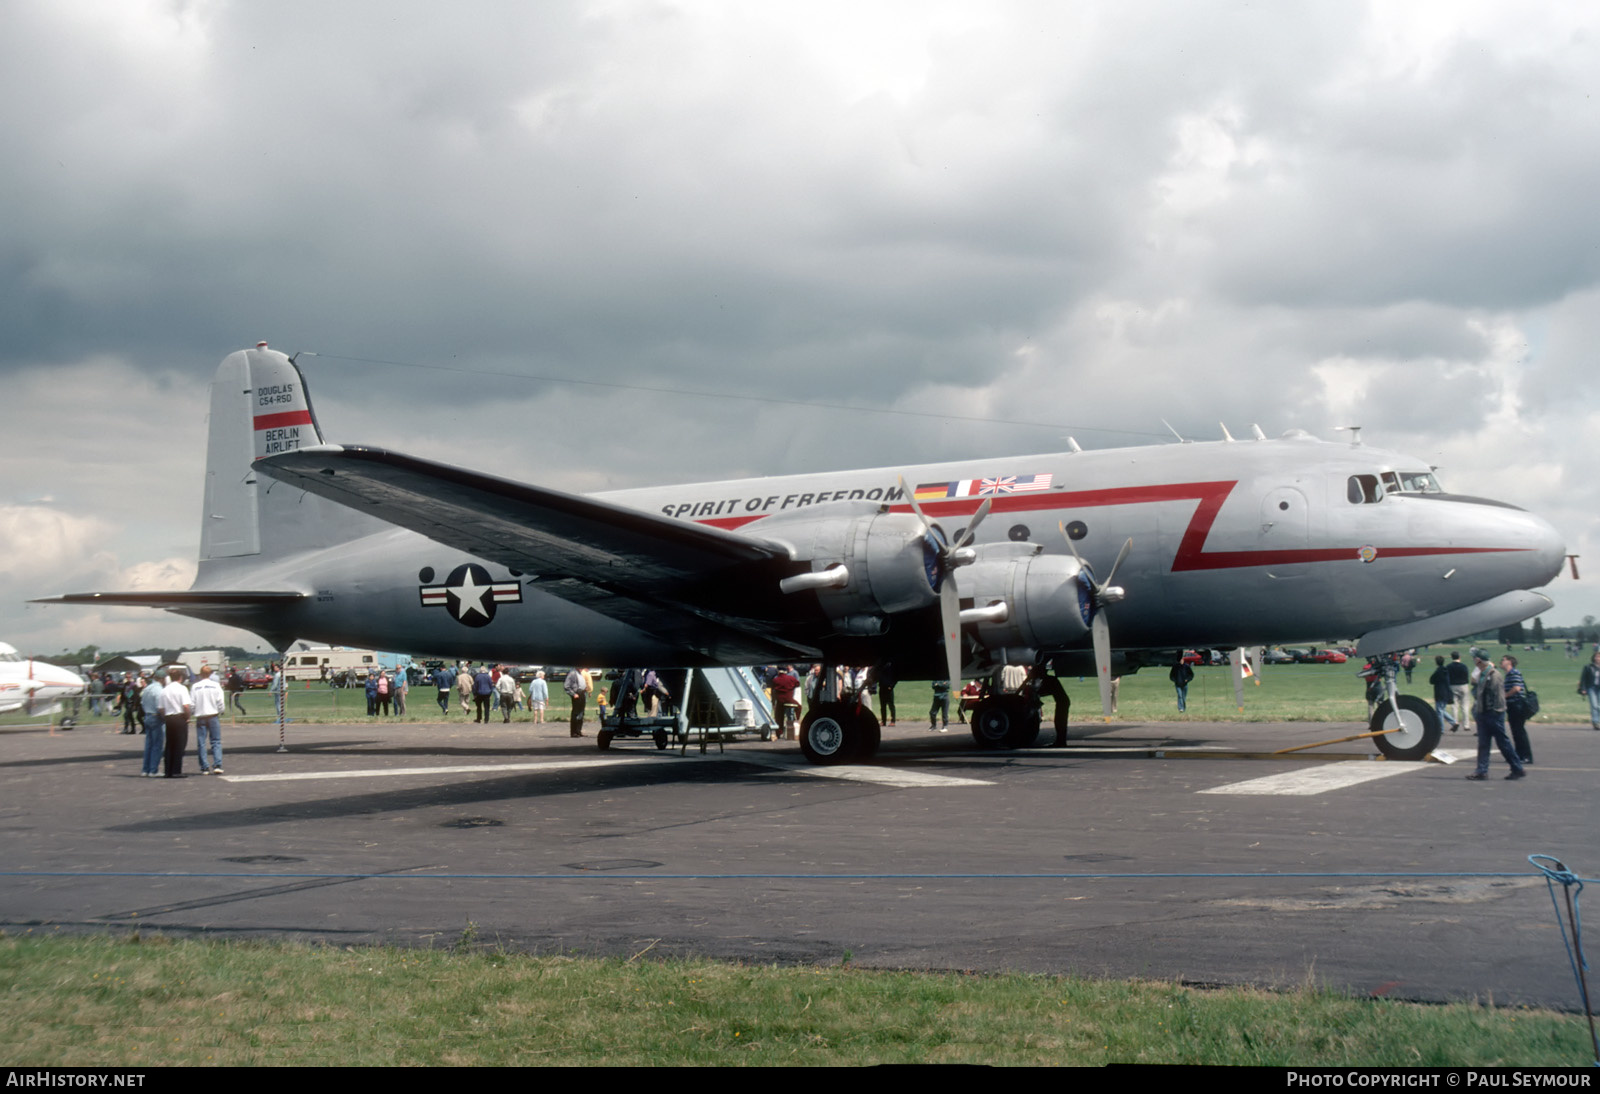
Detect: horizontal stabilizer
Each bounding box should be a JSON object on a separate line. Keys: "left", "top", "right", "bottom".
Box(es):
{"left": 257, "top": 445, "right": 790, "bottom": 590}
{"left": 32, "top": 594, "right": 308, "bottom": 610}
{"left": 32, "top": 591, "right": 308, "bottom": 608}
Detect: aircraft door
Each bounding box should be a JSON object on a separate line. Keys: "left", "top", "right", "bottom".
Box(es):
{"left": 1260, "top": 486, "right": 1309, "bottom": 546}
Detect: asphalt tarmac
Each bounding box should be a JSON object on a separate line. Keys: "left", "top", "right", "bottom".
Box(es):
{"left": 3, "top": 712, "right": 1595, "bottom": 1008}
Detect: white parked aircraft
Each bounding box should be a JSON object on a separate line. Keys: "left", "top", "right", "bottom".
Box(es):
{"left": 0, "top": 642, "right": 86, "bottom": 717}
{"left": 39, "top": 345, "right": 1566, "bottom": 763}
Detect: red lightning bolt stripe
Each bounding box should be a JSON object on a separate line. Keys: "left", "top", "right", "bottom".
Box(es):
{"left": 699, "top": 480, "right": 1524, "bottom": 571}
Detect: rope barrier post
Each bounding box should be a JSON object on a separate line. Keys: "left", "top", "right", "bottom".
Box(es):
{"left": 1529, "top": 854, "right": 1598, "bottom": 1066}
{"left": 274, "top": 654, "right": 288, "bottom": 753}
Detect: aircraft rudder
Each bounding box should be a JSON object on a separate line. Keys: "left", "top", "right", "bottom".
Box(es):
{"left": 245, "top": 343, "right": 326, "bottom": 460}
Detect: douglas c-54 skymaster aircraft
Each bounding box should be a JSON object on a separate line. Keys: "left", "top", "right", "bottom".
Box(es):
{"left": 39, "top": 345, "right": 1565, "bottom": 764}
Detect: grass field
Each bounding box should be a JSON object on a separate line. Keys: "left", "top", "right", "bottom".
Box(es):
{"left": 2, "top": 935, "right": 1592, "bottom": 1066}
{"left": 17, "top": 644, "right": 1595, "bottom": 731}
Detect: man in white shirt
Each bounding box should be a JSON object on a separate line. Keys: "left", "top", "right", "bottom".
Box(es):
{"left": 160, "top": 669, "right": 195, "bottom": 778}
{"left": 191, "top": 666, "right": 227, "bottom": 774}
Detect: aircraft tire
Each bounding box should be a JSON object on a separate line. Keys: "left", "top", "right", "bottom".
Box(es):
{"left": 1007, "top": 700, "right": 1042, "bottom": 748}
{"left": 855, "top": 708, "right": 881, "bottom": 760}
{"left": 653, "top": 728, "right": 669, "bottom": 750}
{"left": 1370, "top": 694, "right": 1441, "bottom": 761}
{"left": 596, "top": 729, "right": 613, "bottom": 751}
{"left": 970, "top": 699, "right": 1013, "bottom": 749}
{"left": 799, "top": 703, "right": 859, "bottom": 765}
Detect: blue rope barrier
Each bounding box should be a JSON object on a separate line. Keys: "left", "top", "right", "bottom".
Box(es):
{"left": 1530, "top": 855, "right": 1598, "bottom": 1066}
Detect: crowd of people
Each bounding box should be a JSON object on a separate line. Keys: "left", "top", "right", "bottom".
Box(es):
{"left": 71, "top": 641, "right": 1600, "bottom": 781}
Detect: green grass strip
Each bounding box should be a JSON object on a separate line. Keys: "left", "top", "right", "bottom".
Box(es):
{"left": 0, "top": 934, "right": 1590, "bottom": 1066}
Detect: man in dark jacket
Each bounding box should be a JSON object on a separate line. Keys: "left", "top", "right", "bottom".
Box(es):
{"left": 1579, "top": 652, "right": 1600, "bottom": 731}
{"left": 472, "top": 667, "right": 494, "bottom": 723}
{"left": 1169, "top": 658, "right": 1195, "bottom": 712}
{"left": 1466, "top": 652, "right": 1524, "bottom": 781}
{"left": 1446, "top": 651, "right": 1471, "bottom": 730}
{"left": 1428, "top": 655, "right": 1459, "bottom": 732}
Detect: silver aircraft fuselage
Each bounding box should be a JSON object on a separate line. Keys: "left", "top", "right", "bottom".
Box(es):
{"left": 205, "top": 434, "right": 1562, "bottom": 667}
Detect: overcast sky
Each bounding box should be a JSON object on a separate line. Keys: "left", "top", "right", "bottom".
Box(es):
{"left": 5, "top": 0, "right": 1598, "bottom": 656}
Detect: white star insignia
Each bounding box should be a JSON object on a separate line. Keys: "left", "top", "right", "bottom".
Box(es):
{"left": 452, "top": 570, "right": 491, "bottom": 620}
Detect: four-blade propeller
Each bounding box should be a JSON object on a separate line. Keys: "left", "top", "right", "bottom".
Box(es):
{"left": 899, "top": 477, "right": 991, "bottom": 688}
{"left": 1060, "top": 523, "right": 1132, "bottom": 719}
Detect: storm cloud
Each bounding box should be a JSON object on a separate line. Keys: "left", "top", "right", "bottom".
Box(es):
{"left": 5, "top": 0, "right": 1596, "bottom": 652}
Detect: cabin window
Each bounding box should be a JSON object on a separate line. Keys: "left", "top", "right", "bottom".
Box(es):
{"left": 1347, "top": 474, "right": 1384, "bottom": 504}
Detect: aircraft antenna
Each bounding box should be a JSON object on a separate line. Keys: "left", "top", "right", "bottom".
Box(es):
{"left": 1250, "top": 424, "right": 1266, "bottom": 440}
{"left": 1161, "top": 419, "right": 1190, "bottom": 444}
{"left": 1220, "top": 423, "right": 1235, "bottom": 442}
{"left": 1335, "top": 425, "right": 1363, "bottom": 447}
{"left": 1066, "top": 437, "right": 1082, "bottom": 453}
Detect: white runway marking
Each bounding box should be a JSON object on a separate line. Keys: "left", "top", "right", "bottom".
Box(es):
{"left": 1198, "top": 761, "right": 1419, "bottom": 796}
{"left": 222, "top": 751, "right": 990, "bottom": 788}
{"left": 730, "top": 751, "right": 992, "bottom": 786}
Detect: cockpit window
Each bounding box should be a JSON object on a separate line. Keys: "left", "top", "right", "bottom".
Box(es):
{"left": 1347, "top": 474, "right": 1384, "bottom": 504}
{"left": 1395, "top": 470, "right": 1443, "bottom": 493}
{"left": 1349, "top": 470, "right": 1444, "bottom": 503}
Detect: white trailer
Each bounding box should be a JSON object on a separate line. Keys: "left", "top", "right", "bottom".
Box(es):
{"left": 282, "top": 646, "right": 379, "bottom": 684}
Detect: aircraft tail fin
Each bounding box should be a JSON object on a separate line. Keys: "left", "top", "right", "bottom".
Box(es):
{"left": 39, "top": 346, "right": 384, "bottom": 649}
{"left": 200, "top": 344, "right": 388, "bottom": 568}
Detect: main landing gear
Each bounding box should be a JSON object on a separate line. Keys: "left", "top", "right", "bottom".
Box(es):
{"left": 798, "top": 702, "right": 881, "bottom": 765}
{"left": 969, "top": 694, "right": 1041, "bottom": 750}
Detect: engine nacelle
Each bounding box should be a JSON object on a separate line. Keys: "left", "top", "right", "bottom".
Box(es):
{"left": 766, "top": 509, "right": 937, "bottom": 622}
{"left": 960, "top": 545, "right": 1092, "bottom": 653}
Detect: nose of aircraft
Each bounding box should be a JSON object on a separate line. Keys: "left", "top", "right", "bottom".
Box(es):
{"left": 1510, "top": 508, "right": 1567, "bottom": 589}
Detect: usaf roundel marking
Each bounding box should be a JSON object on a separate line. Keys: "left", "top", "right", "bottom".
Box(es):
{"left": 419, "top": 563, "right": 522, "bottom": 627}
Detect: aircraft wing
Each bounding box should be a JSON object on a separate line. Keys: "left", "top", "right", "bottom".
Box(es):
{"left": 258, "top": 445, "right": 818, "bottom": 662}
